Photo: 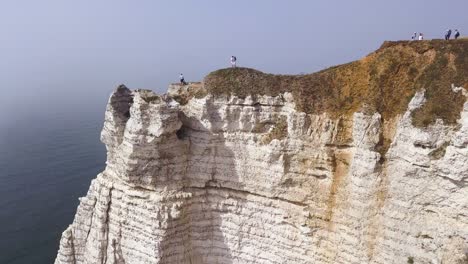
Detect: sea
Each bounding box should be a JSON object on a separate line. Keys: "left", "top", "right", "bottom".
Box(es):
{"left": 0, "top": 106, "right": 107, "bottom": 263}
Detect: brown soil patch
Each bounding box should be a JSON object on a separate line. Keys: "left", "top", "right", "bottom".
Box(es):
{"left": 325, "top": 150, "right": 351, "bottom": 225}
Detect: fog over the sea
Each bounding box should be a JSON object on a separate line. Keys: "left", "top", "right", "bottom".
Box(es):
{"left": 1, "top": 0, "right": 467, "bottom": 128}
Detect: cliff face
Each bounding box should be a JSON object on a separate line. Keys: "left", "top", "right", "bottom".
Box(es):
{"left": 56, "top": 41, "right": 468, "bottom": 264}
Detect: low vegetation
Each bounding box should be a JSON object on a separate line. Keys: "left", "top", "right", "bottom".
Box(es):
{"left": 172, "top": 83, "right": 207, "bottom": 105}
{"left": 204, "top": 40, "right": 468, "bottom": 127}
{"left": 429, "top": 141, "right": 450, "bottom": 159}
{"left": 261, "top": 117, "right": 288, "bottom": 144}
{"left": 137, "top": 89, "right": 161, "bottom": 103}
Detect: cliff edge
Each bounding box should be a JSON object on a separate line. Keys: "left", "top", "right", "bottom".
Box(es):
{"left": 56, "top": 40, "right": 468, "bottom": 264}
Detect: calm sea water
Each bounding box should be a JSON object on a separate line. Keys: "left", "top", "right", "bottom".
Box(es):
{"left": 0, "top": 109, "right": 106, "bottom": 263}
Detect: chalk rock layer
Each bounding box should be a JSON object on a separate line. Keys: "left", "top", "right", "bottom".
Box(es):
{"left": 55, "top": 83, "right": 467, "bottom": 264}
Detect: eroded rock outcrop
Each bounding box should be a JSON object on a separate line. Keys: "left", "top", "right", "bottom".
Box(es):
{"left": 56, "top": 40, "right": 468, "bottom": 264}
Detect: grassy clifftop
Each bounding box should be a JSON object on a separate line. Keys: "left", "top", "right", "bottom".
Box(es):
{"left": 204, "top": 40, "right": 468, "bottom": 127}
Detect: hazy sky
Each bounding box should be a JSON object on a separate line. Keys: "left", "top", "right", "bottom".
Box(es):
{"left": 1, "top": 0, "right": 467, "bottom": 123}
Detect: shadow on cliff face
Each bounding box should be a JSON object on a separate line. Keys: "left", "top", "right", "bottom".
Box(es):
{"left": 101, "top": 88, "right": 237, "bottom": 263}
{"left": 158, "top": 97, "right": 238, "bottom": 264}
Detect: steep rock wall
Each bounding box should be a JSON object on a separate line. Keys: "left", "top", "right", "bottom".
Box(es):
{"left": 56, "top": 42, "right": 468, "bottom": 264}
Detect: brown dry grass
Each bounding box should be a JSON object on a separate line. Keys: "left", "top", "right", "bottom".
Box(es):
{"left": 260, "top": 117, "right": 288, "bottom": 144}
{"left": 204, "top": 39, "right": 468, "bottom": 127}
{"left": 428, "top": 141, "right": 450, "bottom": 159}
{"left": 171, "top": 82, "right": 207, "bottom": 105}
{"left": 136, "top": 89, "right": 161, "bottom": 103}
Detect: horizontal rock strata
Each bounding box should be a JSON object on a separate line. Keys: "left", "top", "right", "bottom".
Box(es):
{"left": 56, "top": 42, "right": 468, "bottom": 264}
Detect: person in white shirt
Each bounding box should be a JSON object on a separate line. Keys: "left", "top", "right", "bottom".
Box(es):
{"left": 179, "top": 73, "right": 187, "bottom": 85}
{"left": 454, "top": 29, "right": 460, "bottom": 39}
{"left": 418, "top": 33, "right": 424, "bottom": 40}
{"left": 230, "top": 56, "right": 237, "bottom": 68}
{"left": 411, "top": 32, "right": 417, "bottom": 40}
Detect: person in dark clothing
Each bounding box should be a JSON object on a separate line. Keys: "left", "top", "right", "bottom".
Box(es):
{"left": 179, "top": 73, "right": 187, "bottom": 85}
{"left": 445, "top": 29, "right": 452, "bottom": 40}
{"left": 454, "top": 29, "right": 460, "bottom": 39}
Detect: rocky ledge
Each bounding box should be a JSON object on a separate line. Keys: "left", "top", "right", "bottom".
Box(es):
{"left": 56, "top": 40, "right": 468, "bottom": 264}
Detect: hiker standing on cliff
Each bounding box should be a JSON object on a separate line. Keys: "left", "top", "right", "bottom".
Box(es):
{"left": 179, "top": 73, "right": 187, "bottom": 85}
{"left": 445, "top": 29, "right": 452, "bottom": 40}
{"left": 231, "top": 56, "right": 237, "bottom": 68}
{"left": 454, "top": 29, "right": 460, "bottom": 39}
{"left": 411, "top": 32, "right": 417, "bottom": 40}
{"left": 418, "top": 33, "right": 424, "bottom": 40}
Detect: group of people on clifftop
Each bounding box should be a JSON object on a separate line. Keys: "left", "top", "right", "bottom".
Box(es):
{"left": 179, "top": 56, "right": 238, "bottom": 85}
{"left": 179, "top": 26, "right": 465, "bottom": 85}
{"left": 411, "top": 29, "right": 461, "bottom": 41}
{"left": 445, "top": 29, "right": 461, "bottom": 40}
{"left": 411, "top": 32, "right": 424, "bottom": 40}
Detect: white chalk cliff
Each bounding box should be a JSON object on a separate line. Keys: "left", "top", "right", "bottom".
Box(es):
{"left": 55, "top": 41, "right": 468, "bottom": 264}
